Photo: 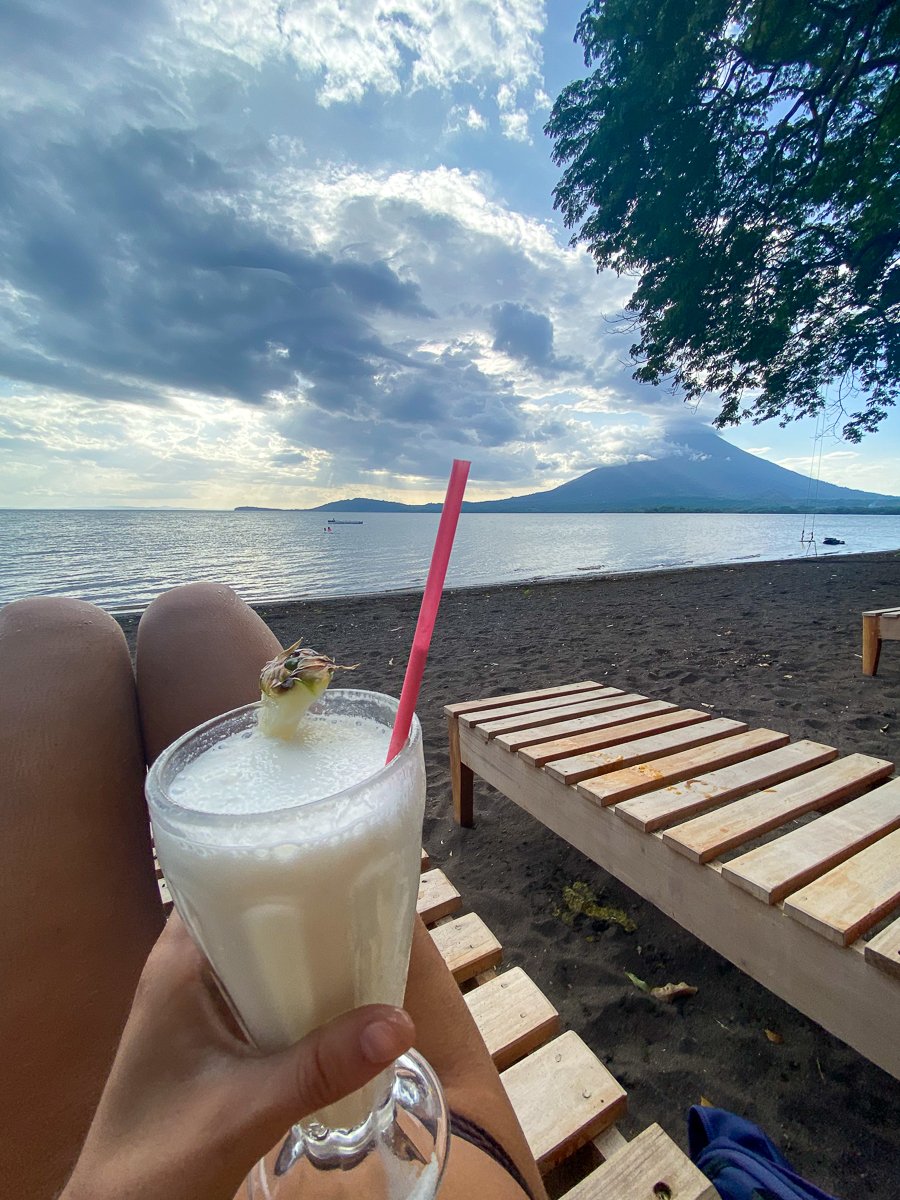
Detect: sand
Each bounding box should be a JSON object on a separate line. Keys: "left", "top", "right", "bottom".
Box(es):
{"left": 122, "top": 549, "right": 900, "bottom": 1196}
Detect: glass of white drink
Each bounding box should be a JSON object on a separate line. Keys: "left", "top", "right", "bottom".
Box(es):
{"left": 146, "top": 645, "right": 449, "bottom": 1198}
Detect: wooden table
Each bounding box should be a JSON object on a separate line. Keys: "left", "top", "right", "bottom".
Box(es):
{"left": 446, "top": 680, "right": 900, "bottom": 1081}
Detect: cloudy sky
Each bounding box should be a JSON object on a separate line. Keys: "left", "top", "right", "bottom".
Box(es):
{"left": 2, "top": 0, "right": 897, "bottom": 509}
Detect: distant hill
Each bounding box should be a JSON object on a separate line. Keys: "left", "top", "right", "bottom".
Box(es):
{"left": 287, "top": 429, "right": 899, "bottom": 514}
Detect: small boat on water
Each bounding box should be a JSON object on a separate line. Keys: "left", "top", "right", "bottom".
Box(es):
{"left": 822, "top": 537, "right": 845, "bottom": 545}
{"left": 329, "top": 519, "right": 364, "bottom": 524}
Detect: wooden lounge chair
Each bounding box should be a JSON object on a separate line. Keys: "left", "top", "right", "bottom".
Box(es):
{"left": 445, "top": 681, "right": 900, "bottom": 1083}
{"left": 862, "top": 605, "right": 900, "bottom": 675}
{"left": 155, "top": 855, "right": 720, "bottom": 1198}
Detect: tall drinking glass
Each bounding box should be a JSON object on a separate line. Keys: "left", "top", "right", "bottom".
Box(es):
{"left": 146, "top": 688, "right": 449, "bottom": 1198}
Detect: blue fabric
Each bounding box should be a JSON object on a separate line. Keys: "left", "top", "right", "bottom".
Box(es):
{"left": 688, "top": 1106, "right": 840, "bottom": 1200}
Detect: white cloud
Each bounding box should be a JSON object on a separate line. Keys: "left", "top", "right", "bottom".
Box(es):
{"left": 171, "top": 0, "right": 547, "bottom": 107}
{"left": 499, "top": 109, "right": 531, "bottom": 142}
{"left": 774, "top": 449, "right": 899, "bottom": 496}
{"left": 445, "top": 104, "right": 488, "bottom": 134}
{"left": 0, "top": 388, "right": 335, "bottom": 508}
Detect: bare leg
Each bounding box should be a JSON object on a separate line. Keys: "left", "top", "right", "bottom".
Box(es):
{"left": 0, "top": 597, "right": 164, "bottom": 1199}
{"left": 136, "top": 583, "right": 281, "bottom": 761}
{"left": 405, "top": 920, "right": 547, "bottom": 1200}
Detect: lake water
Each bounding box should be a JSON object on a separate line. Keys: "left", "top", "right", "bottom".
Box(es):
{"left": 2, "top": 509, "right": 899, "bottom": 612}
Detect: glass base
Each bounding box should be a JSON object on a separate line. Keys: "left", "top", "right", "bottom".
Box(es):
{"left": 247, "top": 1050, "right": 449, "bottom": 1200}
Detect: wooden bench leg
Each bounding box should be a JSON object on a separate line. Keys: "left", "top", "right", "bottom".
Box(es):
{"left": 862, "top": 614, "right": 882, "bottom": 676}
{"left": 448, "top": 714, "right": 475, "bottom": 826}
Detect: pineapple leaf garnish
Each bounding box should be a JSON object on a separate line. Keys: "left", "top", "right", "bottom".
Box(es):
{"left": 258, "top": 639, "right": 358, "bottom": 739}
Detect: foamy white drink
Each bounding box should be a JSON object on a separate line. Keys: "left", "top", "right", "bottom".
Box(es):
{"left": 149, "top": 690, "right": 426, "bottom": 1130}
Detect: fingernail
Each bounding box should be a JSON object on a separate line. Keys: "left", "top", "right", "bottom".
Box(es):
{"left": 360, "top": 1012, "right": 413, "bottom": 1064}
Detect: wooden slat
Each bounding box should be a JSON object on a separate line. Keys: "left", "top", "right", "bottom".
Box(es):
{"left": 420, "top": 846, "right": 430, "bottom": 871}
{"left": 722, "top": 776, "right": 900, "bottom": 903}
{"left": 615, "top": 741, "right": 839, "bottom": 834}
{"left": 416, "top": 868, "right": 462, "bottom": 925}
{"left": 479, "top": 692, "right": 651, "bottom": 741}
{"left": 464, "top": 967, "right": 560, "bottom": 1070}
{"left": 153, "top": 850, "right": 173, "bottom": 912}
{"left": 579, "top": 728, "right": 788, "bottom": 806}
{"left": 592, "top": 1125, "right": 628, "bottom": 1161}
{"left": 495, "top": 698, "right": 674, "bottom": 752}
{"left": 430, "top": 912, "right": 503, "bottom": 983}
{"left": 662, "top": 752, "right": 891, "bottom": 862}
{"left": 520, "top": 708, "right": 711, "bottom": 770}
{"left": 561, "top": 1123, "right": 718, "bottom": 1200}
{"left": 501, "top": 1031, "right": 627, "bottom": 1173}
{"left": 461, "top": 688, "right": 620, "bottom": 730}
{"left": 782, "top": 827, "right": 900, "bottom": 945}
{"left": 545, "top": 716, "right": 743, "bottom": 786}
{"left": 443, "top": 681, "right": 603, "bottom": 719}
{"left": 865, "top": 918, "right": 900, "bottom": 979}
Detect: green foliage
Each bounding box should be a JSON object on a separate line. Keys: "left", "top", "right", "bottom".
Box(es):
{"left": 546, "top": 0, "right": 900, "bottom": 440}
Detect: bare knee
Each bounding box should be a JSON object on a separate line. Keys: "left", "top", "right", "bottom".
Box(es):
{"left": 0, "top": 595, "right": 128, "bottom": 661}
{"left": 136, "top": 583, "right": 279, "bottom": 761}
{"left": 138, "top": 582, "right": 246, "bottom": 638}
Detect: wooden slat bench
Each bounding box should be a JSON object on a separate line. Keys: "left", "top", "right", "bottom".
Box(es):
{"left": 420, "top": 874, "right": 717, "bottom": 1197}
{"left": 445, "top": 680, "right": 900, "bottom": 1082}
{"left": 862, "top": 605, "right": 900, "bottom": 675}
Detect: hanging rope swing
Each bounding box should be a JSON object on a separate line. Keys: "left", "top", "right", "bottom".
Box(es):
{"left": 799, "top": 407, "right": 827, "bottom": 556}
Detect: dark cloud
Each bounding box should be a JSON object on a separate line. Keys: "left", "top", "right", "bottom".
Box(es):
{"left": 0, "top": 122, "right": 431, "bottom": 413}
{"left": 490, "top": 300, "right": 580, "bottom": 376}
{"left": 271, "top": 449, "right": 311, "bottom": 466}
{"left": 491, "top": 301, "right": 554, "bottom": 365}
{"left": 278, "top": 345, "right": 534, "bottom": 480}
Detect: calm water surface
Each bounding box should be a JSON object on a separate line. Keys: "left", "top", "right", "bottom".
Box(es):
{"left": 2, "top": 509, "right": 899, "bottom": 611}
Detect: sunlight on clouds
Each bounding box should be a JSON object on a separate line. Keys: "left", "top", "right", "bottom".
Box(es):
{"left": 173, "top": 0, "right": 546, "bottom": 113}
{"left": 273, "top": 163, "right": 568, "bottom": 266}
{"left": 0, "top": 390, "right": 332, "bottom": 508}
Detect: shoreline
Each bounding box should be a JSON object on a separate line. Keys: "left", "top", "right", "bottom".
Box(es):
{"left": 117, "top": 551, "right": 900, "bottom": 1198}
{"left": 107, "top": 546, "right": 900, "bottom": 619}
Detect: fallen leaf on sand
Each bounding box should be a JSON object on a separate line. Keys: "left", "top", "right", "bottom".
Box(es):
{"left": 650, "top": 981, "right": 698, "bottom": 1002}
{"left": 625, "top": 971, "right": 650, "bottom": 992}
{"left": 562, "top": 882, "right": 637, "bottom": 932}
{"left": 700, "top": 1096, "right": 715, "bottom": 1107}
{"left": 764, "top": 1029, "right": 784, "bottom": 1044}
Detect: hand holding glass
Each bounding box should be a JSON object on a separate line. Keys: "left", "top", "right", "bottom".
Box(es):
{"left": 146, "top": 689, "right": 449, "bottom": 1198}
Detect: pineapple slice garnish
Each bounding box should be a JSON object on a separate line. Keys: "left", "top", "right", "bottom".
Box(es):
{"left": 258, "top": 639, "right": 357, "bottom": 739}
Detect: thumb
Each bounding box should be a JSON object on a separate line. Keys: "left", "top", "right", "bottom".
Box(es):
{"left": 236, "top": 1005, "right": 416, "bottom": 1157}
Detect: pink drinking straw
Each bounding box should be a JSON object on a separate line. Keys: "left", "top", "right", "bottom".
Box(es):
{"left": 386, "top": 459, "right": 471, "bottom": 762}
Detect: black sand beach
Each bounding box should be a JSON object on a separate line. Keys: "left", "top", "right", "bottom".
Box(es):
{"left": 122, "top": 550, "right": 900, "bottom": 1197}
